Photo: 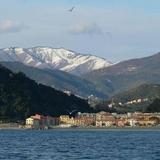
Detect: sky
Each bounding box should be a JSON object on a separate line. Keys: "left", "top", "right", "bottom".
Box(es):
{"left": 0, "top": 0, "right": 160, "bottom": 62}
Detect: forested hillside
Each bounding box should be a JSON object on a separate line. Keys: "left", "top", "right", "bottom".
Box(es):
{"left": 0, "top": 65, "right": 92, "bottom": 121}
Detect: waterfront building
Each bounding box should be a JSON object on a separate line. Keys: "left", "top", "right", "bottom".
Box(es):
{"left": 129, "top": 119, "right": 137, "bottom": 127}
{"left": 76, "top": 113, "right": 96, "bottom": 126}
{"left": 60, "top": 115, "right": 76, "bottom": 125}
{"left": 26, "top": 112, "right": 160, "bottom": 129}
{"left": 26, "top": 114, "right": 60, "bottom": 129}
{"left": 116, "top": 119, "right": 126, "bottom": 127}
{"left": 25, "top": 117, "right": 40, "bottom": 129}
{"left": 96, "top": 112, "right": 116, "bottom": 127}
{"left": 60, "top": 115, "right": 71, "bottom": 124}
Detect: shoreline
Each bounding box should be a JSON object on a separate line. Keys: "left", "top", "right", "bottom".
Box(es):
{"left": 1, "top": 125, "right": 160, "bottom": 131}
{"left": 1, "top": 122, "right": 160, "bottom": 131}
{"left": 51, "top": 126, "right": 160, "bottom": 131}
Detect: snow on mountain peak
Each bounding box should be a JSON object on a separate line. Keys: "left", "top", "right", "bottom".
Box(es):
{"left": 0, "top": 47, "right": 112, "bottom": 75}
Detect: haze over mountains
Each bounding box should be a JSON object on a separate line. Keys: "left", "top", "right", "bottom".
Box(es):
{"left": 0, "top": 46, "right": 160, "bottom": 100}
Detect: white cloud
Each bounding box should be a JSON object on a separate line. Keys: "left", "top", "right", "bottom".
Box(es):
{"left": 0, "top": 20, "right": 28, "bottom": 33}
{"left": 69, "top": 23, "right": 111, "bottom": 37}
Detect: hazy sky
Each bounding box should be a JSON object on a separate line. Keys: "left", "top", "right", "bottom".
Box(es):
{"left": 0, "top": 0, "right": 160, "bottom": 62}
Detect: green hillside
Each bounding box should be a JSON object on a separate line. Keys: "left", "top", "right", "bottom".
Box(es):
{"left": 92, "top": 84, "right": 160, "bottom": 113}
{"left": 112, "top": 84, "right": 160, "bottom": 103}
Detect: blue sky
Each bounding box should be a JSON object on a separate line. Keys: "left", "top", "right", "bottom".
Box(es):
{"left": 0, "top": 0, "right": 160, "bottom": 62}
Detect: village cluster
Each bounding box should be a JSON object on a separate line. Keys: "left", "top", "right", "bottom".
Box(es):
{"left": 25, "top": 111, "right": 160, "bottom": 129}
{"left": 108, "top": 98, "right": 149, "bottom": 108}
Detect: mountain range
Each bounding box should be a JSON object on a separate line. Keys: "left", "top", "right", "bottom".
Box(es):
{"left": 1, "top": 61, "right": 106, "bottom": 99}
{"left": 1, "top": 47, "right": 160, "bottom": 100}
{"left": 0, "top": 47, "right": 111, "bottom": 75}
{"left": 84, "top": 52, "right": 160, "bottom": 97}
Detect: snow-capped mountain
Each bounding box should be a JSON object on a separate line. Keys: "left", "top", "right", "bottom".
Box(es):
{"left": 0, "top": 47, "right": 112, "bottom": 75}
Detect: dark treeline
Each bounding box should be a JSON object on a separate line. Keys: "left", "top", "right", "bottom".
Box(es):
{"left": 0, "top": 65, "right": 93, "bottom": 121}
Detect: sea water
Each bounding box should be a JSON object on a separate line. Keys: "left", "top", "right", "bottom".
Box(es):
{"left": 0, "top": 129, "right": 160, "bottom": 160}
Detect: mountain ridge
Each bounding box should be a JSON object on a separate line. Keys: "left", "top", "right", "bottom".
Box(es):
{"left": 84, "top": 52, "right": 160, "bottom": 96}
{"left": 0, "top": 47, "right": 112, "bottom": 75}
{"left": 1, "top": 61, "right": 107, "bottom": 99}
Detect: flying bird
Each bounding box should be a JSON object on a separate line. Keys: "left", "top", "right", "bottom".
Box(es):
{"left": 68, "top": 6, "right": 75, "bottom": 12}
{"left": 67, "top": 109, "right": 77, "bottom": 115}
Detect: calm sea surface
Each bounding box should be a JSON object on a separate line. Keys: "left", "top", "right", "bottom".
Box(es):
{"left": 0, "top": 129, "right": 160, "bottom": 160}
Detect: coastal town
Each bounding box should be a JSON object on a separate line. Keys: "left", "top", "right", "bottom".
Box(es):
{"left": 25, "top": 112, "right": 160, "bottom": 129}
